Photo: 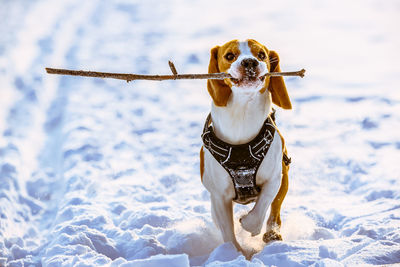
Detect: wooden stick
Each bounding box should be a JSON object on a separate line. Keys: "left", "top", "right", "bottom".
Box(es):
{"left": 45, "top": 62, "right": 305, "bottom": 82}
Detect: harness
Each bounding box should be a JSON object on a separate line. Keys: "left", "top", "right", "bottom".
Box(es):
{"left": 202, "top": 112, "right": 289, "bottom": 205}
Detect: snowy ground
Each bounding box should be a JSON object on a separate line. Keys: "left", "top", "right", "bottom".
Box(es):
{"left": 1, "top": 0, "right": 400, "bottom": 266}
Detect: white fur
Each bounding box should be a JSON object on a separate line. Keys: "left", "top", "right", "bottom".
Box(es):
{"left": 202, "top": 40, "right": 283, "bottom": 253}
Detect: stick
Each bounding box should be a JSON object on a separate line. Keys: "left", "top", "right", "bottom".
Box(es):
{"left": 45, "top": 61, "right": 305, "bottom": 82}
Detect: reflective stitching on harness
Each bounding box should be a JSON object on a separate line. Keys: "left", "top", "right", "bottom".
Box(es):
{"left": 208, "top": 146, "right": 226, "bottom": 157}
{"left": 209, "top": 139, "right": 229, "bottom": 152}
{"left": 201, "top": 130, "right": 210, "bottom": 138}
{"left": 264, "top": 123, "right": 276, "bottom": 129}
{"left": 222, "top": 147, "right": 232, "bottom": 164}
{"left": 252, "top": 138, "right": 265, "bottom": 149}
{"left": 202, "top": 113, "right": 278, "bottom": 205}
{"left": 249, "top": 145, "right": 261, "bottom": 161}
{"left": 255, "top": 133, "right": 273, "bottom": 154}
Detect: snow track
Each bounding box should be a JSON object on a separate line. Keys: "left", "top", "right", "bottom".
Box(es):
{"left": 0, "top": 0, "right": 399, "bottom": 266}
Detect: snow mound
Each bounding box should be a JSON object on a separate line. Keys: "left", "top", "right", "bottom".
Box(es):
{"left": 0, "top": 0, "right": 399, "bottom": 266}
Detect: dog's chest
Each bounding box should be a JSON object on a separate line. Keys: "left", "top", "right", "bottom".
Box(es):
{"left": 203, "top": 115, "right": 278, "bottom": 204}
{"left": 211, "top": 91, "right": 270, "bottom": 145}
{"left": 203, "top": 131, "right": 282, "bottom": 199}
{"left": 202, "top": 91, "right": 283, "bottom": 199}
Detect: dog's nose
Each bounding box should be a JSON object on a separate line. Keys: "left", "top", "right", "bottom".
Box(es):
{"left": 241, "top": 58, "right": 259, "bottom": 68}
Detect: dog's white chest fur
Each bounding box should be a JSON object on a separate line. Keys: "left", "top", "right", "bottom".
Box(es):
{"left": 202, "top": 90, "right": 283, "bottom": 199}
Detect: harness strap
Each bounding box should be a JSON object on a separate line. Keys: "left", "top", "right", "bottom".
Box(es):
{"left": 270, "top": 108, "right": 291, "bottom": 167}
{"left": 202, "top": 111, "right": 291, "bottom": 167}
{"left": 202, "top": 113, "right": 282, "bottom": 204}
{"left": 283, "top": 153, "right": 291, "bottom": 166}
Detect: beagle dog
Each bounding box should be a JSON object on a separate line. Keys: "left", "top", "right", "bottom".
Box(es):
{"left": 200, "top": 39, "right": 291, "bottom": 253}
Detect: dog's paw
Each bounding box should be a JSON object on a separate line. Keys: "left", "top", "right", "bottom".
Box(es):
{"left": 241, "top": 247, "right": 257, "bottom": 261}
{"left": 240, "top": 213, "right": 262, "bottom": 236}
{"left": 262, "top": 230, "right": 282, "bottom": 243}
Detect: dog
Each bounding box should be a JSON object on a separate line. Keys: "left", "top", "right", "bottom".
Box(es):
{"left": 200, "top": 39, "right": 292, "bottom": 254}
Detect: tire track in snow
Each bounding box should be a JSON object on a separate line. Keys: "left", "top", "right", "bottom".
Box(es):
{"left": 30, "top": 1, "right": 222, "bottom": 265}
{"left": 0, "top": 0, "right": 36, "bottom": 140}
{"left": 29, "top": 1, "right": 176, "bottom": 264}
{"left": 0, "top": 0, "right": 77, "bottom": 264}
{"left": 0, "top": 0, "right": 99, "bottom": 265}
{"left": 30, "top": 0, "right": 102, "bottom": 264}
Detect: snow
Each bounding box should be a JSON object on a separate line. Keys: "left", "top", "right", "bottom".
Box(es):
{"left": 0, "top": 0, "right": 399, "bottom": 266}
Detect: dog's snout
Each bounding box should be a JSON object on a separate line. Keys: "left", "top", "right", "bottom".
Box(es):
{"left": 241, "top": 58, "right": 259, "bottom": 68}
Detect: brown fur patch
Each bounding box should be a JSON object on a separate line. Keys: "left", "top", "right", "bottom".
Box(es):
{"left": 267, "top": 155, "right": 289, "bottom": 229}
{"left": 215, "top": 40, "right": 241, "bottom": 73}
{"left": 200, "top": 146, "right": 205, "bottom": 182}
{"left": 266, "top": 120, "right": 290, "bottom": 229}
{"left": 207, "top": 43, "right": 237, "bottom": 107}
{"left": 247, "top": 39, "right": 269, "bottom": 64}
{"left": 268, "top": 50, "right": 292, "bottom": 110}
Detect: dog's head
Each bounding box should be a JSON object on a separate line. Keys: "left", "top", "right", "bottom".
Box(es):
{"left": 207, "top": 39, "right": 292, "bottom": 109}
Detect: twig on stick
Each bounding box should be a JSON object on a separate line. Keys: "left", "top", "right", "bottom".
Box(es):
{"left": 168, "top": 60, "right": 178, "bottom": 78}
{"left": 45, "top": 61, "right": 305, "bottom": 82}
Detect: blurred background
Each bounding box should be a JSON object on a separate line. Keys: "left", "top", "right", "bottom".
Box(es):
{"left": 1, "top": 0, "right": 399, "bottom": 143}
{"left": 0, "top": 0, "right": 399, "bottom": 265}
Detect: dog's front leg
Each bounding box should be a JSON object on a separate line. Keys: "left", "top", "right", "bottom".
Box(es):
{"left": 210, "top": 194, "right": 242, "bottom": 252}
{"left": 240, "top": 177, "right": 281, "bottom": 236}
{"left": 265, "top": 161, "right": 289, "bottom": 242}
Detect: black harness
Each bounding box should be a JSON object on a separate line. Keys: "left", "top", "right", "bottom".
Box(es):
{"left": 202, "top": 113, "right": 282, "bottom": 204}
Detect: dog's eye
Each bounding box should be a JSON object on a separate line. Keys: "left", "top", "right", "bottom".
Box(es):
{"left": 257, "top": 51, "right": 266, "bottom": 60}
{"left": 224, "top": 52, "right": 235, "bottom": 61}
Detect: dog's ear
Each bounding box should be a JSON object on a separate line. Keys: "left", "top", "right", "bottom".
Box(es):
{"left": 207, "top": 46, "right": 232, "bottom": 107}
{"left": 268, "top": 50, "right": 292, "bottom": 110}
